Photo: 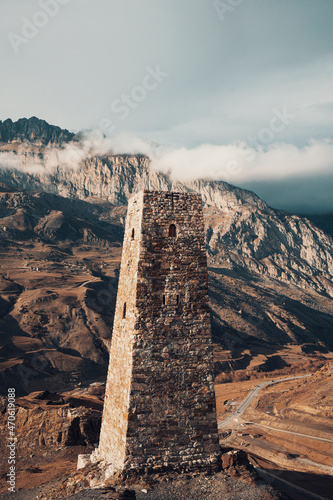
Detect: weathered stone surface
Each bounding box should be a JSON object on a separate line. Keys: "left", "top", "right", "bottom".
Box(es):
{"left": 77, "top": 454, "right": 91, "bottom": 469}
{"left": 0, "top": 397, "right": 101, "bottom": 450}
{"left": 93, "top": 191, "right": 220, "bottom": 474}
{"left": 220, "top": 449, "right": 256, "bottom": 483}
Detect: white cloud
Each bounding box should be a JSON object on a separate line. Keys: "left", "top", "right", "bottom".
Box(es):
{"left": 110, "top": 135, "right": 333, "bottom": 184}
{"left": 1, "top": 133, "right": 333, "bottom": 187}
{"left": 0, "top": 130, "right": 117, "bottom": 173}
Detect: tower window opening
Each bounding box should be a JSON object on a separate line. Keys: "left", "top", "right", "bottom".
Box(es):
{"left": 162, "top": 295, "right": 166, "bottom": 305}
{"left": 169, "top": 224, "right": 176, "bottom": 238}
{"left": 123, "top": 303, "right": 127, "bottom": 319}
{"left": 176, "top": 295, "right": 179, "bottom": 305}
{"left": 131, "top": 228, "right": 135, "bottom": 240}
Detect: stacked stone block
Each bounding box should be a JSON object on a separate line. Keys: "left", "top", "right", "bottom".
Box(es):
{"left": 94, "top": 190, "right": 220, "bottom": 474}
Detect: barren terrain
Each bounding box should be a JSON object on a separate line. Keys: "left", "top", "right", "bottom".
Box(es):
{"left": 216, "top": 362, "right": 333, "bottom": 497}
{"left": 0, "top": 119, "right": 332, "bottom": 498}
{"left": 1, "top": 186, "right": 332, "bottom": 399}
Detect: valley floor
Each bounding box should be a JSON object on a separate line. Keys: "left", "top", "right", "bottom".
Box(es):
{"left": 216, "top": 366, "right": 333, "bottom": 499}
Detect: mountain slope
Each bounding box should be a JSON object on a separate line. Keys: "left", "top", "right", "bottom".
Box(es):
{"left": 0, "top": 185, "right": 125, "bottom": 394}
{"left": 206, "top": 204, "right": 333, "bottom": 297}
{"left": 0, "top": 184, "right": 332, "bottom": 397}
{"left": 0, "top": 119, "right": 332, "bottom": 299}
{"left": 0, "top": 118, "right": 332, "bottom": 394}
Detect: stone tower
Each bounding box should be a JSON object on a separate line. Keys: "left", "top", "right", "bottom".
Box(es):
{"left": 93, "top": 190, "right": 220, "bottom": 475}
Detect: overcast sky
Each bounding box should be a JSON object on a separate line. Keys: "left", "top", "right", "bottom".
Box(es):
{"left": 1, "top": 0, "right": 333, "bottom": 213}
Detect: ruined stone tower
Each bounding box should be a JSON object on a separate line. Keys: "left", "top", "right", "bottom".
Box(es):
{"left": 93, "top": 190, "right": 220, "bottom": 474}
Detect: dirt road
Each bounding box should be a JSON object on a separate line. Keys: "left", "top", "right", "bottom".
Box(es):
{"left": 218, "top": 374, "right": 312, "bottom": 429}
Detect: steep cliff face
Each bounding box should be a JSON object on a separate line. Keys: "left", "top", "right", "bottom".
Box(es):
{"left": 0, "top": 119, "right": 266, "bottom": 210}
{"left": 206, "top": 204, "right": 333, "bottom": 297}
{"left": 0, "top": 140, "right": 332, "bottom": 298}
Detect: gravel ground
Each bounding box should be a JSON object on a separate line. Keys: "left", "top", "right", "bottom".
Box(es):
{"left": 0, "top": 473, "right": 287, "bottom": 500}
{"left": 62, "top": 473, "right": 285, "bottom": 500}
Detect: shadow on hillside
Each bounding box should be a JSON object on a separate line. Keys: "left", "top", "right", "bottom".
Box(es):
{"left": 208, "top": 267, "right": 333, "bottom": 352}
{"left": 208, "top": 266, "right": 261, "bottom": 283}
{"left": 256, "top": 467, "right": 333, "bottom": 500}
{"left": 283, "top": 297, "right": 333, "bottom": 350}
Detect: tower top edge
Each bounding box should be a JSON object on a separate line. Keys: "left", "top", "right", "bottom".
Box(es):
{"left": 128, "top": 190, "right": 203, "bottom": 202}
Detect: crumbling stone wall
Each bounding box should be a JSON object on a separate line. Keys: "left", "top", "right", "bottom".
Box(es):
{"left": 96, "top": 191, "right": 220, "bottom": 474}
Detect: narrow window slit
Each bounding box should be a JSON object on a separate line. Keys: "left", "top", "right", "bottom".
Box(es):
{"left": 169, "top": 224, "right": 176, "bottom": 237}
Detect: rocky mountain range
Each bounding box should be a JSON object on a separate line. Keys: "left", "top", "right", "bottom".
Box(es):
{"left": 0, "top": 117, "right": 75, "bottom": 146}
{"left": 1, "top": 118, "right": 332, "bottom": 294}
{"left": 0, "top": 117, "right": 332, "bottom": 395}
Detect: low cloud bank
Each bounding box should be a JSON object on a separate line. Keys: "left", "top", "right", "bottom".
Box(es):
{"left": 151, "top": 139, "right": 333, "bottom": 183}
{"left": 110, "top": 134, "right": 333, "bottom": 185}
{"left": 0, "top": 130, "right": 332, "bottom": 187}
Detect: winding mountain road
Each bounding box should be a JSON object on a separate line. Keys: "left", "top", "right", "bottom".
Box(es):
{"left": 251, "top": 422, "right": 333, "bottom": 445}
{"left": 217, "top": 373, "right": 333, "bottom": 498}
{"left": 217, "top": 373, "right": 312, "bottom": 429}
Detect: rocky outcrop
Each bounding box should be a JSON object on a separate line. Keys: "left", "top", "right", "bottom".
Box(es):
{"left": 0, "top": 152, "right": 266, "bottom": 211}
{"left": 0, "top": 117, "right": 75, "bottom": 146}
{"left": 0, "top": 150, "right": 250, "bottom": 210}
{"left": 221, "top": 449, "right": 256, "bottom": 482}
{"left": 205, "top": 204, "right": 333, "bottom": 297}
{"left": 0, "top": 396, "right": 101, "bottom": 450}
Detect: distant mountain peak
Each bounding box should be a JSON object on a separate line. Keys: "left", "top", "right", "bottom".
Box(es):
{"left": 0, "top": 116, "right": 75, "bottom": 146}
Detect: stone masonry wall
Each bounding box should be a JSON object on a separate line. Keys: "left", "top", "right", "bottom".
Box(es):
{"left": 96, "top": 191, "right": 220, "bottom": 474}
{"left": 97, "top": 192, "right": 143, "bottom": 471}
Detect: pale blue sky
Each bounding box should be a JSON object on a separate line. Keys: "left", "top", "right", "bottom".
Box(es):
{"left": 1, "top": 0, "right": 333, "bottom": 212}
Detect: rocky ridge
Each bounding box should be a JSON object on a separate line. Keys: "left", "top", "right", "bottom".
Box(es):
{"left": 0, "top": 117, "right": 75, "bottom": 146}
{"left": 0, "top": 118, "right": 332, "bottom": 499}
{"left": 0, "top": 119, "right": 332, "bottom": 299}
{"left": 0, "top": 117, "right": 332, "bottom": 395}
